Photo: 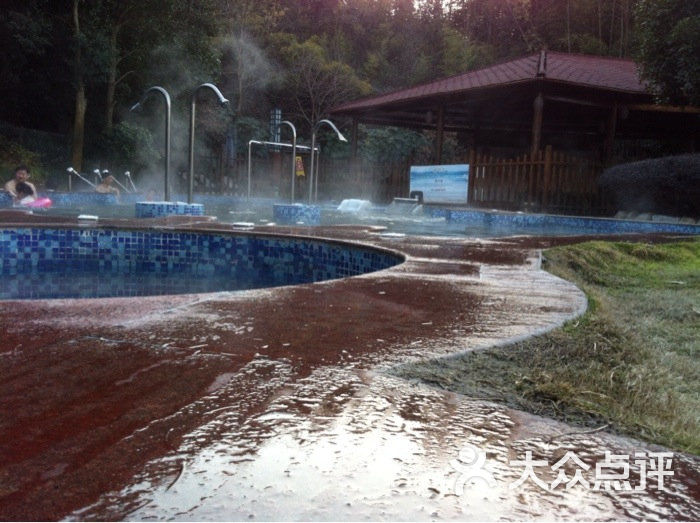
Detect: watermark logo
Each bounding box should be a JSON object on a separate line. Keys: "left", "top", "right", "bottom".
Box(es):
{"left": 450, "top": 443, "right": 497, "bottom": 494}
{"left": 452, "top": 446, "right": 674, "bottom": 495}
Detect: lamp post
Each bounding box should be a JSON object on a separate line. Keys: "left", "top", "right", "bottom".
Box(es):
{"left": 130, "top": 86, "right": 171, "bottom": 201}
{"left": 277, "top": 120, "right": 297, "bottom": 202}
{"left": 188, "top": 83, "right": 229, "bottom": 204}
{"left": 309, "top": 119, "right": 347, "bottom": 203}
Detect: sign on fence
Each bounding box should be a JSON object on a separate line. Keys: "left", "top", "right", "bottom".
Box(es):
{"left": 409, "top": 164, "right": 469, "bottom": 204}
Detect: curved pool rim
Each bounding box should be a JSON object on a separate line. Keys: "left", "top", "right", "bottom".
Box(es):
{"left": 0, "top": 223, "right": 406, "bottom": 300}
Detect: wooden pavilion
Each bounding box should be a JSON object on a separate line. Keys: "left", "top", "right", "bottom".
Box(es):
{"left": 331, "top": 51, "right": 699, "bottom": 214}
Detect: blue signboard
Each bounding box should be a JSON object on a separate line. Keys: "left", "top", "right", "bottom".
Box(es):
{"left": 409, "top": 164, "right": 469, "bottom": 204}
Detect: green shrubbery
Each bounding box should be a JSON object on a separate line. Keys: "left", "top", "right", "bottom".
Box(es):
{"left": 599, "top": 154, "right": 700, "bottom": 218}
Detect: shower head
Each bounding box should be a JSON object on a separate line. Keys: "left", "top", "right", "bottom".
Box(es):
{"left": 317, "top": 119, "right": 347, "bottom": 142}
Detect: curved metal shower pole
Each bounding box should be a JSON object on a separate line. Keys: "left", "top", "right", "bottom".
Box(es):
{"left": 309, "top": 119, "right": 347, "bottom": 203}
{"left": 130, "top": 86, "right": 171, "bottom": 201}
{"left": 277, "top": 120, "right": 297, "bottom": 202}
{"left": 188, "top": 83, "right": 229, "bottom": 204}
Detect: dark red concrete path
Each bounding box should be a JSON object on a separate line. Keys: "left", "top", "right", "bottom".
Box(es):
{"left": 0, "top": 212, "right": 697, "bottom": 520}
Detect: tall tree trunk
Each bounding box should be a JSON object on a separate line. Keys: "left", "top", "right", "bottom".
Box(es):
{"left": 71, "top": 0, "right": 86, "bottom": 171}
{"left": 609, "top": 0, "right": 616, "bottom": 50}
{"left": 105, "top": 29, "right": 118, "bottom": 132}
{"left": 566, "top": 0, "right": 571, "bottom": 53}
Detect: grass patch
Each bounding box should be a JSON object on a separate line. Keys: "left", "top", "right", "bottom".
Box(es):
{"left": 392, "top": 239, "right": 700, "bottom": 454}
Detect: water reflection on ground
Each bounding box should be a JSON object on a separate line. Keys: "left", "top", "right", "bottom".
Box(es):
{"left": 71, "top": 367, "right": 699, "bottom": 521}
{"left": 1, "top": 214, "right": 697, "bottom": 521}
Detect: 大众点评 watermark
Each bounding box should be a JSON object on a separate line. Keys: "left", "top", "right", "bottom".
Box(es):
{"left": 452, "top": 446, "right": 674, "bottom": 494}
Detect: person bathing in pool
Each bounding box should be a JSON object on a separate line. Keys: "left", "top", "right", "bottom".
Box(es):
{"left": 4, "top": 165, "right": 37, "bottom": 200}
{"left": 14, "top": 180, "right": 52, "bottom": 208}
{"left": 95, "top": 174, "right": 120, "bottom": 199}
{"left": 14, "top": 181, "right": 36, "bottom": 205}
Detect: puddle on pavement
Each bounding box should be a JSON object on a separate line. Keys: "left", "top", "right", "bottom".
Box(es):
{"left": 70, "top": 367, "right": 699, "bottom": 521}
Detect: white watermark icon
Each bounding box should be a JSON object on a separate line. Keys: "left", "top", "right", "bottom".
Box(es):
{"left": 453, "top": 447, "right": 674, "bottom": 495}
{"left": 450, "top": 443, "right": 497, "bottom": 494}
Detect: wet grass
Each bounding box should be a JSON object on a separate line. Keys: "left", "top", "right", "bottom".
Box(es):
{"left": 392, "top": 238, "right": 700, "bottom": 454}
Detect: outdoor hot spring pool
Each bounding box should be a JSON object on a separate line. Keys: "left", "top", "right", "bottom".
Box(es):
{"left": 0, "top": 227, "right": 403, "bottom": 300}
{"left": 37, "top": 195, "right": 700, "bottom": 238}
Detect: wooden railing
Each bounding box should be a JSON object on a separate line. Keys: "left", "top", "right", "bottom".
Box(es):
{"left": 468, "top": 146, "right": 607, "bottom": 215}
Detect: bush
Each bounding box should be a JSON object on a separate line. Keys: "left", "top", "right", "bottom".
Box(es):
{"left": 598, "top": 154, "right": 700, "bottom": 218}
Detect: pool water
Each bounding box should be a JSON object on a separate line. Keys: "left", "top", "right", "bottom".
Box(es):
{"left": 42, "top": 202, "right": 593, "bottom": 238}
{"left": 0, "top": 226, "right": 403, "bottom": 300}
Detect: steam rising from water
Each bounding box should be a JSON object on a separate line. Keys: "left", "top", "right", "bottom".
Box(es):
{"left": 120, "top": 33, "right": 285, "bottom": 200}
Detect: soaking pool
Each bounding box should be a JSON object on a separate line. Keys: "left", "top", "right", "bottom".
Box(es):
{"left": 0, "top": 226, "right": 403, "bottom": 300}
{"left": 35, "top": 194, "right": 700, "bottom": 238}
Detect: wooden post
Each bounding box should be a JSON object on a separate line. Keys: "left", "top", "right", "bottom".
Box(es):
{"left": 530, "top": 92, "right": 544, "bottom": 156}
{"left": 467, "top": 148, "right": 476, "bottom": 204}
{"left": 603, "top": 104, "right": 618, "bottom": 164}
{"left": 435, "top": 105, "right": 445, "bottom": 164}
{"left": 542, "top": 144, "right": 553, "bottom": 210}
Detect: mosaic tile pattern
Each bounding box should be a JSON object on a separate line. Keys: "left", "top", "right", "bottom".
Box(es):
{"left": 273, "top": 204, "right": 322, "bottom": 225}
{"left": 135, "top": 202, "right": 205, "bottom": 218}
{"left": 46, "top": 192, "right": 119, "bottom": 207}
{"left": 426, "top": 207, "right": 700, "bottom": 235}
{"left": 0, "top": 227, "right": 403, "bottom": 299}
{"left": 0, "top": 192, "right": 11, "bottom": 207}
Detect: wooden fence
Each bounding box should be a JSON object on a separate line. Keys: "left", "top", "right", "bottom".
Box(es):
{"left": 186, "top": 145, "right": 609, "bottom": 215}
{"left": 468, "top": 146, "right": 608, "bottom": 215}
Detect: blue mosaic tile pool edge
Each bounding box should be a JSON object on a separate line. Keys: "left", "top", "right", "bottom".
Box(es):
{"left": 273, "top": 204, "right": 322, "bottom": 225}
{"left": 425, "top": 207, "right": 700, "bottom": 235}
{"left": 0, "top": 226, "right": 404, "bottom": 299}
{"left": 135, "top": 202, "right": 204, "bottom": 218}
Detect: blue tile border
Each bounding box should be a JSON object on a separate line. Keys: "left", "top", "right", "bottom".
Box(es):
{"left": 273, "top": 204, "right": 322, "bottom": 225}
{"left": 425, "top": 207, "right": 700, "bottom": 235}
{"left": 0, "top": 226, "right": 403, "bottom": 299}
{"left": 135, "top": 202, "right": 204, "bottom": 218}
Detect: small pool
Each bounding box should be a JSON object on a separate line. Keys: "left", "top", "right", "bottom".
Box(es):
{"left": 35, "top": 193, "right": 700, "bottom": 238}
{"left": 0, "top": 226, "right": 403, "bottom": 300}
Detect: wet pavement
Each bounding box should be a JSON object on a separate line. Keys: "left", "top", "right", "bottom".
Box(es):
{"left": 0, "top": 211, "right": 698, "bottom": 520}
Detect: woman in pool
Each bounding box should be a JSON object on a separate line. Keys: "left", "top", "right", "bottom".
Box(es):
{"left": 14, "top": 181, "right": 52, "bottom": 208}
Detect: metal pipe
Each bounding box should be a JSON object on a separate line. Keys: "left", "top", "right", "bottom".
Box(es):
{"left": 67, "top": 167, "right": 97, "bottom": 188}
{"left": 246, "top": 140, "right": 317, "bottom": 200}
{"left": 188, "top": 83, "right": 229, "bottom": 204}
{"left": 105, "top": 169, "right": 131, "bottom": 194}
{"left": 277, "top": 121, "right": 297, "bottom": 202}
{"left": 309, "top": 119, "right": 347, "bottom": 203}
{"left": 247, "top": 140, "right": 253, "bottom": 200}
{"left": 309, "top": 133, "right": 316, "bottom": 204}
{"left": 130, "top": 86, "right": 171, "bottom": 201}
{"left": 124, "top": 171, "right": 137, "bottom": 192}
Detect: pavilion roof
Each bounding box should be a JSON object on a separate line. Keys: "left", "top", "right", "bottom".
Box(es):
{"left": 332, "top": 51, "right": 649, "bottom": 115}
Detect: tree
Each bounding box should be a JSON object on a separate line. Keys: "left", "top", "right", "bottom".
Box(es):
{"left": 70, "top": 0, "right": 86, "bottom": 171}
{"left": 634, "top": 0, "right": 700, "bottom": 105}
{"left": 277, "top": 37, "right": 371, "bottom": 130}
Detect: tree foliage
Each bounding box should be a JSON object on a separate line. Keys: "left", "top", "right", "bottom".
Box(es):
{"left": 0, "top": 0, "right": 695, "bottom": 177}
{"left": 634, "top": 0, "right": 700, "bottom": 105}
